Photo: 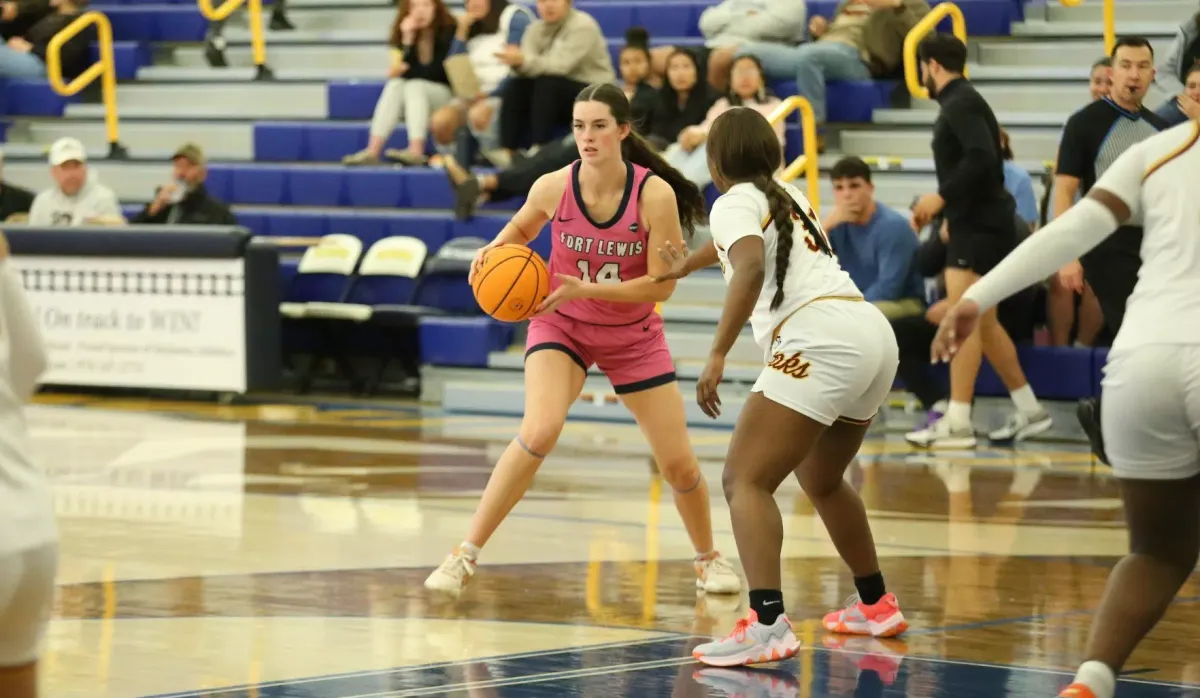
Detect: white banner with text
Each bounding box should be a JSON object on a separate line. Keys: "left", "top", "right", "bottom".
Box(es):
{"left": 16, "top": 256, "right": 248, "bottom": 392}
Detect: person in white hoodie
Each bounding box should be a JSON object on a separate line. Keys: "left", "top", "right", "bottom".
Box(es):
{"left": 27, "top": 138, "right": 124, "bottom": 227}
{"left": 0, "top": 228, "right": 58, "bottom": 698}
{"left": 649, "top": 0, "right": 807, "bottom": 92}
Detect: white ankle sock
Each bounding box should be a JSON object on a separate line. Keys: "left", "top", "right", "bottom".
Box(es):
{"left": 946, "top": 401, "right": 972, "bottom": 430}
{"left": 460, "top": 541, "right": 482, "bottom": 560}
{"left": 1072, "top": 660, "right": 1116, "bottom": 698}
{"left": 1010, "top": 384, "right": 1041, "bottom": 416}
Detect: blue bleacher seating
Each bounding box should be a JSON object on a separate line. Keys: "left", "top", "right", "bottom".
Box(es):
{"left": 419, "top": 316, "right": 514, "bottom": 367}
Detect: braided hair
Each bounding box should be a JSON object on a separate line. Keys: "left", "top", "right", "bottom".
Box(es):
{"left": 707, "top": 107, "right": 829, "bottom": 310}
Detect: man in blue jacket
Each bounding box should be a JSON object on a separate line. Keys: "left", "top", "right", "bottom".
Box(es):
{"left": 823, "top": 156, "right": 925, "bottom": 320}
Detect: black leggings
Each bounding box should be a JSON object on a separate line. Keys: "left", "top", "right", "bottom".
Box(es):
{"left": 891, "top": 314, "right": 945, "bottom": 410}
{"left": 491, "top": 135, "right": 579, "bottom": 202}
{"left": 498, "top": 75, "right": 588, "bottom": 151}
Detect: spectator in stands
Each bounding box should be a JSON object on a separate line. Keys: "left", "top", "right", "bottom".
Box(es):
{"left": 494, "top": 0, "right": 615, "bottom": 154}
{"left": 894, "top": 214, "right": 1037, "bottom": 431}
{"left": 1089, "top": 56, "right": 1112, "bottom": 101}
{"left": 822, "top": 156, "right": 923, "bottom": 320}
{"left": 736, "top": 0, "right": 929, "bottom": 142}
{"left": 442, "top": 131, "right": 577, "bottom": 220}
{"left": 0, "top": 150, "right": 35, "bottom": 222}
{"left": 645, "top": 49, "right": 718, "bottom": 151}
{"left": 1, "top": 0, "right": 51, "bottom": 42}
{"left": 0, "top": 0, "right": 91, "bottom": 79}
{"left": 664, "top": 55, "right": 781, "bottom": 188}
{"left": 205, "top": 0, "right": 293, "bottom": 68}
{"left": 618, "top": 28, "right": 659, "bottom": 124}
{"left": 429, "top": 0, "right": 533, "bottom": 168}
{"left": 649, "top": 0, "right": 807, "bottom": 93}
{"left": 28, "top": 137, "right": 123, "bottom": 227}
{"left": 1153, "top": 11, "right": 1200, "bottom": 125}
{"left": 343, "top": 0, "right": 458, "bottom": 166}
{"left": 132, "top": 144, "right": 236, "bottom": 226}
{"left": 998, "top": 128, "right": 1038, "bottom": 231}
{"left": 1155, "top": 62, "right": 1200, "bottom": 126}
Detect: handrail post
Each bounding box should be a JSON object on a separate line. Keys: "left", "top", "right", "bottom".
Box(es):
{"left": 1056, "top": 0, "right": 1114, "bottom": 73}
{"left": 768, "top": 96, "right": 820, "bottom": 213}
{"left": 903, "top": 2, "right": 968, "bottom": 100}
{"left": 196, "top": 0, "right": 274, "bottom": 80}
{"left": 46, "top": 11, "right": 127, "bottom": 159}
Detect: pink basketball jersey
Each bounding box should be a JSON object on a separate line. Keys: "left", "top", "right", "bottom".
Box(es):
{"left": 548, "top": 160, "right": 655, "bottom": 326}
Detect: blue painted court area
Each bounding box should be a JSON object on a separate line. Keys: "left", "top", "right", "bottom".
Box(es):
{"left": 150, "top": 636, "right": 1200, "bottom": 697}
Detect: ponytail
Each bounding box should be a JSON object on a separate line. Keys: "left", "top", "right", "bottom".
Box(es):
{"left": 621, "top": 130, "right": 708, "bottom": 238}
{"left": 752, "top": 175, "right": 830, "bottom": 311}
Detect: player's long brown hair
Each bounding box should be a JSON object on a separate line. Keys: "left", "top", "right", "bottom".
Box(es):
{"left": 574, "top": 83, "right": 708, "bottom": 238}
{"left": 706, "top": 107, "right": 830, "bottom": 311}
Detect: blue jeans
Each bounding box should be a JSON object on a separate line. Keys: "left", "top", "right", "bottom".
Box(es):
{"left": 737, "top": 40, "right": 870, "bottom": 123}
{"left": 0, "top": 46, "right": 46, "bottom": 79}
{"left": 664, "top": 142, "right": 713, "bottom": 188}
{"left": 1154, "top": 96, "right": 1189, "bottom": 128}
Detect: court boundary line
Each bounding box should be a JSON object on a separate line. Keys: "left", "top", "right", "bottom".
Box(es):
{"left": 142, "top": 634, "right": 690, "bottom": 698}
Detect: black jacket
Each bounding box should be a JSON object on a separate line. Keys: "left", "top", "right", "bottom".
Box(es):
{"left": 27, "top": 12, "right": 93, "bottom": 80}
{"left": 0, "top": 182, "right": 36, "bottom": 221}
{"left": 133, "top": 184, "right": 237, "bottom": 226}
{"left": 399, "top": 24, "right": 457, "bottom": 86}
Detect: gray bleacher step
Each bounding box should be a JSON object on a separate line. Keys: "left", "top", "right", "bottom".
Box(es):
{"left": 254, "top": 7, "right": 397, "bottom": 32}
{"left": 818, "top": 153, "right": 1050, "bottom": 174}
{"left": 134, "top": 66, "right": 378, "bottom": 82}
{"left": 666, "top": 329, "right": 761, "bottom": 364}
{"left": 660, "top": 303, "right": 725, "bottom": 325}
{"left": 1010, "top": 20, "right": 1178, "bottom": 38}
{"left": 64, "top": 83, "right": 328, "bottom": 120}
{"left": 163, "top": 45, "right": 388, "bottom": 70}
{"left": 908, "top": 84, "right": 1108, "bottom": 113}
{"left": 673, "top": 272, "right": 732, "bottom": 306}
{"left": 977, "top": 39, "right": 1171, "bottom": 67}
{"left": 6, "top": 161, "right": 182, "bottom": 201}
{"left": 840, "top": 127, "right": 1063, "bottom": 162}
{"left": 1041, "top": 0, "right": 1195, "bottom": 23}
{"left": 873, "top": 108, "right": 1077, "bottom": 128}
{"left": 964, "top": 64, "right": 1097, "bottom": 81}
{"left": 287, "top": 0, "right": 398, "bottom": 7}
{"left": 441, "top": 379, "right": 745, "bottom": 428}
{"left": 223, "top": 28, "right": 387, "bottom": 44}
{"left": 2, "top": 120, "right": 253, "bottom": 160}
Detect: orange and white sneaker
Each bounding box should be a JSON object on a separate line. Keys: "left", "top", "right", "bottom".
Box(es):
{"left": 822, "top": 593, "right": 908, "bottom": 637}
{"left": 695, "top": 552, "right": 742, "bottom": 594}
{"left": 693, "top": 610, "right": 802, "bottom": 667}
{"left": 1058, "top": 684, "right": 1098, "bottom": 698}
{"left": 423, "top": 545, "right": 477, "bottom": 598}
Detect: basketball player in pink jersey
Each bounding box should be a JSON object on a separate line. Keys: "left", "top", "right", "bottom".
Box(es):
{"left": 425, "top": 83, "right": 741, "bottom": 597}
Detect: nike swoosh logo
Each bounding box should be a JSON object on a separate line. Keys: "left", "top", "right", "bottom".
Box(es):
{"left": 558, "top": 216, "right": 575, "bottom": 222}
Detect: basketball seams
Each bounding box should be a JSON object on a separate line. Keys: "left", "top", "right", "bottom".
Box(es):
{"left": 492, "top": 248, "right": 535, "bottom": 316}
{"left": 473, "top": 245, "right": 549, "bottom": 322}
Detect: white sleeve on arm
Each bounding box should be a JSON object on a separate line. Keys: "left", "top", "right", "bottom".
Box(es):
{"left": 709, "top": 191, "right": 765, "bottom": 252}
{"left": 0, "top": 261, "right": 48, "bottom": 402}
{"left": 963, "top": 143, "right": 1147, "bottom": 311}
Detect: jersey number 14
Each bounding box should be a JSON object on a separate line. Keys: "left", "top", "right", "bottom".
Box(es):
{"left": 576, "top": 260, "right": 622, "bottom": 283}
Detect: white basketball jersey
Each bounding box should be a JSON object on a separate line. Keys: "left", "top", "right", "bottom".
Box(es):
{"left": 1095, "top": 121, "right": 1200, "bottom": 355}
{"left": 709, "top": 180, "right": 862, "bottom": 352}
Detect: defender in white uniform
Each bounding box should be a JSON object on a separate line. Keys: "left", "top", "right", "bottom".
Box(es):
{"left": 0, "top": 231, "right": 58, "bottom": 698}
{"left": 931, "top": 120, "right": 1200, "bottom": 698}
{"left": 654, "top": 107, "right": 906, "bottom": 671}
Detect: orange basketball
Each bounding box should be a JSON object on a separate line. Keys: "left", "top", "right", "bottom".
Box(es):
{"left": 472, "top": 244, "right": 550, "bottom": 322}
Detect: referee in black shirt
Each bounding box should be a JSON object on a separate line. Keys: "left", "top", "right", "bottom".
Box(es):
{"left": 905, "top": 34, "right": 1052, "bottom": 450}
{"left": 1054, "top": 36, "right": 1166, "bottom": 464}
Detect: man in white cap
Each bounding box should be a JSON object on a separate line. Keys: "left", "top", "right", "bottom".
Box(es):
{"left": 27, "top": 137, "right": 124, "bottom": 227}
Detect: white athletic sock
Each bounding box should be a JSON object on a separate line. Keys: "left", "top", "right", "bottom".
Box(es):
{"left": 945, "top": 401, "right": 972, "bottom": 430}
{"left": 931, "top": 399, "right": 949, "bottom": 414}
{"left": 459, "top": 541, "right": 482, "bottom": 560}
{"left": 1071, "top": 660, "right": 1116, "bottom": 698}
{"left": 1009, "top": 384, "right": 1041, "bottom": 416}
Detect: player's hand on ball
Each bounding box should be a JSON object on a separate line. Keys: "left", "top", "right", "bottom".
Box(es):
{"left": 930, "top": 299, "right": 980, "bottom": 364}
{"left": 468, "top": 242, "right": 499, "bottom": 286}
{"left": 696, "top": 354, "right": 725, "bottom": 418}
{"left": 653, "top": 241, "right": 690, "bottom": 282}
{"left": 535, "top": 274, "right": 587, "bottom": 315}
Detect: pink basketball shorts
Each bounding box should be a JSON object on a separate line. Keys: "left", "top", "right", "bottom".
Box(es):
{"left": 525, "top": 311, "right": 677, "bottom": 394}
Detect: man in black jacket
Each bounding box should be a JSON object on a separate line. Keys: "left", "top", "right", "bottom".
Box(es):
{"left": 905, "top": 33, "right": 1052, "bottom": 450}
{"left": 133, "top": 144, "right": 237, "bottom": 226}
{"left": 0, "top": 150, "right": 34, "bottom": 221}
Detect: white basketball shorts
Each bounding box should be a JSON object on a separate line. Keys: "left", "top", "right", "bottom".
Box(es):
{"left": 0, "top": 543, "right": 58, "bottom": 667}
{"left": 752, "top": 298, "right": 899, "bottom": 426}
{"left": 1102, "top": 345, "right": 1200, "bottom": 480}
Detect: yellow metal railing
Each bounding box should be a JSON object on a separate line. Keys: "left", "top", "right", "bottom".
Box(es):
{"left": 197, "top": 0, "right": 273, "bottom": 79}
{"left": 46, "top": 12, "right": 126, "bottom": 158}
{"left": 768, "top": 96, "right": 820, "bottom": 213}
{"left": 1058, "top": 0, "right": 1115, "bottom": 56}
{"left": 903, "top": 2, "right": 968, "bottom": 100}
